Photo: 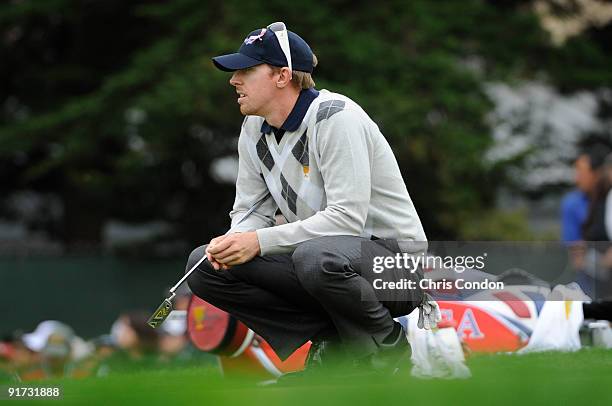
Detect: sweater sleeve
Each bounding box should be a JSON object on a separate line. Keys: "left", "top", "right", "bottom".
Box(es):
{"left": 256, "top": 109, "right": 372, "bottom": 254}
{"left": 229, "top": 124, "right": 277, "bottom": 233}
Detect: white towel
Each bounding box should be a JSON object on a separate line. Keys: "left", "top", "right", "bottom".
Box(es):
{"left": 518, "top": 283, "right": 588, "bottom": 354}
{"left": 397, "top": 312, "right": 471, "bottom": 379}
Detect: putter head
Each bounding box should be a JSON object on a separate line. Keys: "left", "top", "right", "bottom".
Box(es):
{"left": 147, "top": 298, "right": 174, "bottom": 328}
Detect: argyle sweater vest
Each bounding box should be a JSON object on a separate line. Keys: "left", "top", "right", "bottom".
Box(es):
{"left": 230, "top": 89, "right": 426, "bottom": 255}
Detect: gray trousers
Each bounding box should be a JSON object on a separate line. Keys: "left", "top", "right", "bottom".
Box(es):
{"left": 186, "top": 235, "right": 423, "bottom": 360}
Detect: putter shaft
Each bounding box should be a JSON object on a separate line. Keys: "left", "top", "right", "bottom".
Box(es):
{"left": 148, "top": 193, "right": 270, "bottom": 328}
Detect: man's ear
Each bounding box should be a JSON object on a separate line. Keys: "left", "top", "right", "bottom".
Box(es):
{"left": 276, "top": 67, "right": 293, "bottom": 88}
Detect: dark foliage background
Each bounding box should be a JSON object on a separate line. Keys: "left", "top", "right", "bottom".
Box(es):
{"left": 1, "top": 0, "right": 611, "bottom": 251}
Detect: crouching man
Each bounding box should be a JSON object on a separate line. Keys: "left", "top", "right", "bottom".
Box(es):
{"left": 187, "top": 22, "right": 435, "bottom": 379}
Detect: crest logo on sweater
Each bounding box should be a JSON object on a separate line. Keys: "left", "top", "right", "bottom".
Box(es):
{"left": 292, "top": 130, "right": 310, "bottom": 178}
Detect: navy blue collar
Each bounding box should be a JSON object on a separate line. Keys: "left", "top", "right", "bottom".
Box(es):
{"left": 261, "top": 88, "right": 320, "bottom": 137}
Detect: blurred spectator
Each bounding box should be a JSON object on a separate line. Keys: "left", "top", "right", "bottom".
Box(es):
{"left": 560, "top": 156, "right": 590, "bottom": 243}
{"left": 582, "top": 149, "right": 612, "bottom": 315}
{"left": 0, "top": 309, "right": 218, "bottom": 382}
{"left": 581, "top": 148, "right": 612, "bottom": 242}
{"left": 587, "top": 152, "right": 612, "bottom": 297}
{"left": 110, "top": 310, "right": 160, "bottom": 360}
{"left": 561, "top": 142, "right": 608, "bottom": 242}
{"left": 39, "top": 329, "right": 73, "bottom": 378}
{"left": 581, "top": 145, "right": 611, "bottom": 296}
{"left": 562, "top": 142, "right": 611, "bottom": 294}
{"left": 88, "top": 310, "right": 161, "bottom": 375}
{"left": 2, "top": 320, "right": 93, "bottom": 381}
{"left": 158, "top": 293, "right": 189, "bottom": 361}
{"left": 561, "top": 148, "right": 597, "bottom": 277}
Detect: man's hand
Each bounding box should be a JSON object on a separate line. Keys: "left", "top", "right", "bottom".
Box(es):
{"left": 206, "top": 232, "right": 261, "bottom": 270}
{"left": 206, "top": 235, "right": 229, "bottom": 270}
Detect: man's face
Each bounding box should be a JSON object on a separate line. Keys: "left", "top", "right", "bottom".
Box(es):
{"left": 229, "top": 64, "right": 277, "bottom": 116}
{"left": 575, "top": 155, "right": 598, "bottom": 194}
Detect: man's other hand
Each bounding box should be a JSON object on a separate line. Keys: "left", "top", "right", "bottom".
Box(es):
{"left": 206, "top": 232, "right": 261, "bottom": 270}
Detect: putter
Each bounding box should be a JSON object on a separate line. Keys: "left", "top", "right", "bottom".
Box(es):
{"left": 147, "top": 193, "right": 270, "bottom": 328}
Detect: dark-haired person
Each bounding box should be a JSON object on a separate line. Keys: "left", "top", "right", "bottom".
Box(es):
{"left": 186, "top": 22, "right": 438, "bottom": 379}
{"left": 574, "top": 152, "right": 612, "bottom": 345}
{"left": 581, "top": 146, "right": 612, "bottom": 243}
{"left": 112, "top": 311, "right": 160, "bottom": 360}
{"left": 563, "top": 144, "right": 611, "bottom": 295}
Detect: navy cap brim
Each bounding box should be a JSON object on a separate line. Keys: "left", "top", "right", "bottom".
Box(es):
{"left": 212, "top": 53, "right": 263, "bottom": 72}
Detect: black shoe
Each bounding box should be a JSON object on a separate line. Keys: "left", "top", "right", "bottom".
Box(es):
{"left": 356, "top": 322, "right": 411, "bottom": 375}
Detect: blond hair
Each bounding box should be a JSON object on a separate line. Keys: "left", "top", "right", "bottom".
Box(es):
{"left": 270, "top": 53, "right": 318, "bottom": 89}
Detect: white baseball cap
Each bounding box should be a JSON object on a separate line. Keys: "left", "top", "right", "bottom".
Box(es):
{"left": 21, "top": 320, "right": 74, "bottom": 352}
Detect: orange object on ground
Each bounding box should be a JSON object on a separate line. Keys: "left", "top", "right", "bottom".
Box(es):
{"left": 188, "top": 295, "right": 310, "bottom": 377}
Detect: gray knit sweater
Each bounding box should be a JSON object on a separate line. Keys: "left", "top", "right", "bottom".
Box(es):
{"left": 229, "top": 89, "right": 426, "bottom": 255}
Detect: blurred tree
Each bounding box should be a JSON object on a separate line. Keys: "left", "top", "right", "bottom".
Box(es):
{"left": 1, "top": 0, "right": 611, "bottom": 249}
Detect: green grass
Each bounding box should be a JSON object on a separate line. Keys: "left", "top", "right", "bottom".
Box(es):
{"left": 10, "top": 349, "right": 612, "bottom": 406}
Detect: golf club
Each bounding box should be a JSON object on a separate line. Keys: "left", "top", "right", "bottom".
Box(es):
{"left": 147, "top": 193, "right": 271, "bottom": 328}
